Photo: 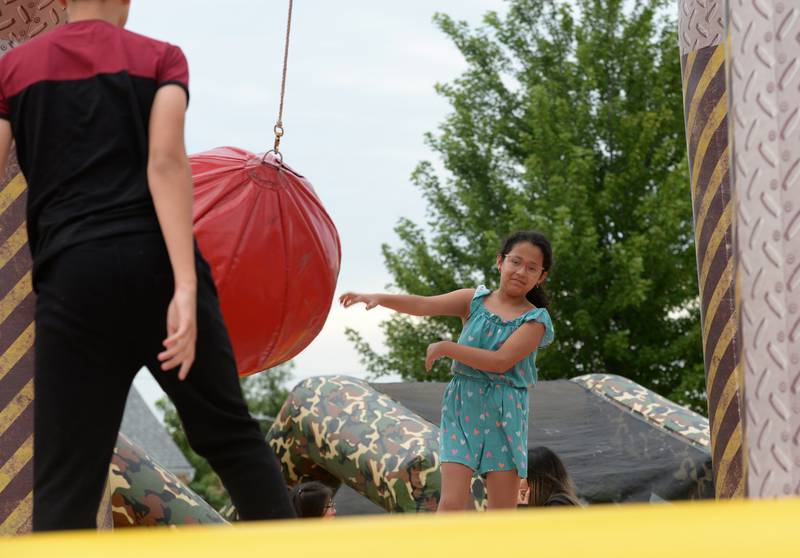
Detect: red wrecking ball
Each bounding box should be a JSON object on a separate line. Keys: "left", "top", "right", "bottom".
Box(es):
{"left": 190, "top": 147, "right": 341, "bottom": 376}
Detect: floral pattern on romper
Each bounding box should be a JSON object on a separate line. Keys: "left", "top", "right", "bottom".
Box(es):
{"left": 440, "top": 285, "right": 554, "bottom": 478}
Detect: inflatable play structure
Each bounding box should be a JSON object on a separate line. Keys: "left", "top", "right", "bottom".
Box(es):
{"left": 2, "top": 0, "right": 800, "bottom": 555}
{"left": 3, "top": 369, "right": 716, "bottom": 529}
{"left": 266, "top": 374, "right": 712, "bottom": 514}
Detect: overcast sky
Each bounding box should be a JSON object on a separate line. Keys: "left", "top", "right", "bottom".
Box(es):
{"left": 128, "top": 0, "right": 508, "bottom": 415}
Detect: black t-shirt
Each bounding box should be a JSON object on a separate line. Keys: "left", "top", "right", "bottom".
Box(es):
{"left": 0, "top": 19, "right": 189, "bottom": 286}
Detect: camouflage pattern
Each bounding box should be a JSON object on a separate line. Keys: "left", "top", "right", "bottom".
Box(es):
{"left": 267, "top": 375, "right": 487, "bottom": 513}
{"left": 571, "top": 374, "right": 710, "bottom": 448}
{"left": 218, "top": 502, "right": 239, "bottom": 522}
{"left": 96, "top": 476, "right": 114, "bottom": 530}
{"left": 109, "top": 433, "right": 226, "bottom": 527}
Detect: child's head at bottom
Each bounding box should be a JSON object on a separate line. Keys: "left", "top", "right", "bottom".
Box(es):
{"left": 290, "top": 481, "right": 336, "bottom": 518}
{"left": 518, "top": 446, "right": 580, "bottom": 507}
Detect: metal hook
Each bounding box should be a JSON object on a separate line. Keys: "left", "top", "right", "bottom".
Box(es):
{"left": 261, "top": 149, "right": 284, "bottom": 166}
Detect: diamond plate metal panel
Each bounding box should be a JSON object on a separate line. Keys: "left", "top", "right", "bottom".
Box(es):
{"left": 0, "top": 0, "right": 66, "bottom": 52}
{"left": 728, "top": 0, "right": 800, "bottom": 498}
{"left": 678, "top": 0, "right": 726, "bottom": 55}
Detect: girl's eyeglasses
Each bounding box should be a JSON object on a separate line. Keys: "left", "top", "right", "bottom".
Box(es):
{"left": 504, "top": 255, "right": 544, "bottom": 276}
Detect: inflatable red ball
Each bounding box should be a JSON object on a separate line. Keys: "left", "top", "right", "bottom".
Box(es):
{"left": 190, "top": 147, "right": 341, "bottom": 376}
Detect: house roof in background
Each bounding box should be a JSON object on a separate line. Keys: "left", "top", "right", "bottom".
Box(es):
{"left": 120, "top": 386, "right": 195, "bottom": 480}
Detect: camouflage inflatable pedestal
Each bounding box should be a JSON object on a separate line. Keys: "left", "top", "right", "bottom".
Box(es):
{"left": 573, "top": 374, "right": 710, "bottom": 448}
{"left": 110, "top": 433, "right": 226, "bottom": 527}
{"left": 267, "top": 375, "right": 488, "bottom": 512}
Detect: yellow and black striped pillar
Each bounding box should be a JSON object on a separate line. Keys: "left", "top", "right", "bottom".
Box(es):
{"left": 677, "top": 1, "right": 745, "bottom": 498}
{"left": 0, "top": 154, "right": 34, "bottom": 534}
{"left": 0, "top": 3, "right": 66, "bottom": 534}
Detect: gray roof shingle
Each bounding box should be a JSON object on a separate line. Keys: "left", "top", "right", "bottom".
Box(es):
{"left": 119, "top": 386, "right": 195, "bottom": 480}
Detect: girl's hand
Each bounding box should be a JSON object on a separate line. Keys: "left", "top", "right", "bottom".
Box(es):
{"left": 339, "top": 292, "right": 381, "bottom": 310}
{"left": 425, "top": 341, "right": 449, "bottom": 371}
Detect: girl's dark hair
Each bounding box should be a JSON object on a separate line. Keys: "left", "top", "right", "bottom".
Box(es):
{"left": 525, "top": 446, "right": 580, "bottom": 507}
{"left": 290, "top": 481, "right": 333, "bottom": 518}
{"left": 498, "top": 230, "right": 553, "bottom": 308}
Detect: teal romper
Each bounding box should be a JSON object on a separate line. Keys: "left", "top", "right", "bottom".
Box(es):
{"left": 440, "top": 285, "right": 555, "bottom": 478}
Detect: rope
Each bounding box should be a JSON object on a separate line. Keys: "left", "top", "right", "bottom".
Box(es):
{"left": 272, "top": 0, "right": 293, "bottom": 156}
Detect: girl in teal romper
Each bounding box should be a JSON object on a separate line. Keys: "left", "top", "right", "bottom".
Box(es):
{"left": 340, "top": 231, "right": 555, "bottom": 510}
{"left": 441, "top": 285, "right": 553, "bottom": 478}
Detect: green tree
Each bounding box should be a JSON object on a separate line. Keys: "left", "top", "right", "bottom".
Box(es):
{"left": 347, "top": 0, "right": 706, "bottom": 412}
{"left": 156, "top": 363, "right": 294, "bottom": 510}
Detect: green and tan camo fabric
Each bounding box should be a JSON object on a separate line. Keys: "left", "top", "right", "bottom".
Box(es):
{"left": 571, "top": 374, "right": 710, "bottom": 448}
{"left": 267, "top": 375, "right": 487, "bottom": 513}
{"left": 109, "top": 433, "right": 227, "bottom": 527}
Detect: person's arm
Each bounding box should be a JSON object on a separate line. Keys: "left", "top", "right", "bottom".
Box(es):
{"left": 0, "top": 57, "right": 11, "bottom": 172}
{"left": 0, "top": 120, "right": 12, "bottom": 176}
{"left": 425, "top": 320, "right": 546, "bottom": 373}
{"left": 147, "top": 85, "right": 196, "bottom": 380}
{"left": 339, "top": 289, "right": 474, "bottom": 319}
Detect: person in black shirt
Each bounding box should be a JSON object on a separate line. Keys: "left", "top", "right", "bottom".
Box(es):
{"left": 0, "top": 0, "right": 295, "bottom": 530}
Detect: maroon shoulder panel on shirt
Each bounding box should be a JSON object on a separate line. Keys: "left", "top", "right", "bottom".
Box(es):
{"left": 0, "top": 21, "right": 188, "bottom": 116}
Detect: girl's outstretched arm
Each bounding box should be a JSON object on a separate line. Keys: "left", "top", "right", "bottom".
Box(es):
{"left": 339, "top": 288, "right": 474, "bottom": 319}
{"left": 426, "top": 321, "right": 546, "bottom": 373}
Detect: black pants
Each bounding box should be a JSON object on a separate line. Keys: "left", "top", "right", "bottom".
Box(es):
{"left": 32, "top": 233, "right": 295, "bottom": 530}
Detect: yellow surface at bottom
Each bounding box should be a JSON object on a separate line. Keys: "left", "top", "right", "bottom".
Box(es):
{"left": 1, "top": 497, "right": 797, "bottom": 558}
